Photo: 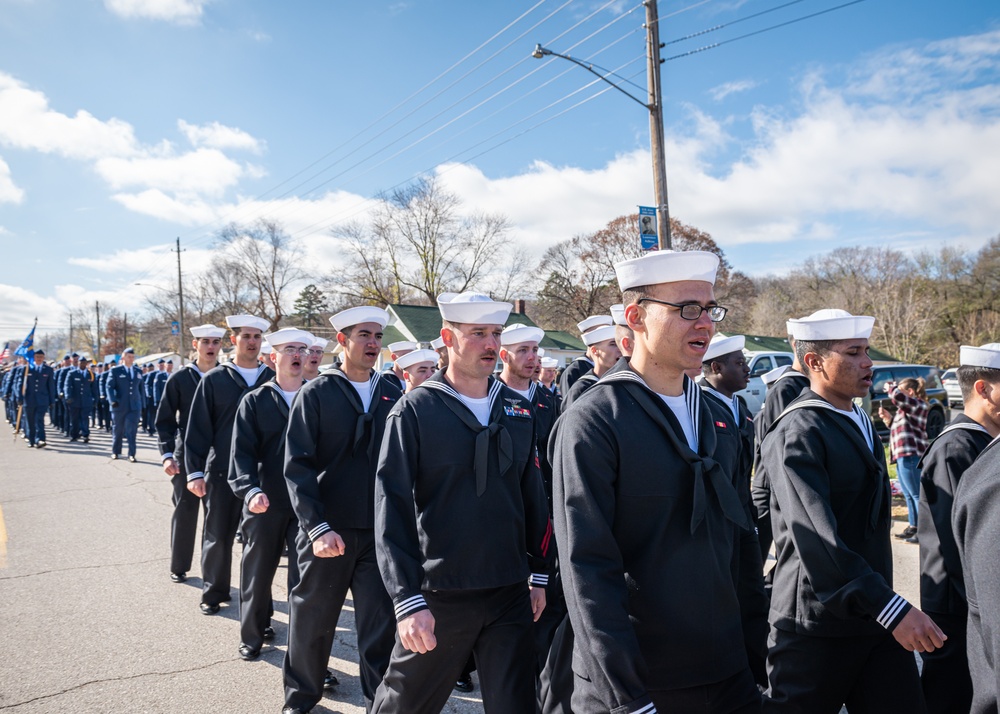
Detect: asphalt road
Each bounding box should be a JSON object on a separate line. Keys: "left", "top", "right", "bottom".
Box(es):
{"left": 0, "top": 420, "right": 922, "bottom": 713}
{"left": 0, "top": 426, "right": 484, "bottom": 714}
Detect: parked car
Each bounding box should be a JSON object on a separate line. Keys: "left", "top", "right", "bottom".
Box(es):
{"left": 734, "top": 351, "right": 795, "bottom": 415}
{"left": 860, "top": 364, "right": 950, "bottom": 441}
{"left": 941, "top": 368, "right": 963, "bottom": 408}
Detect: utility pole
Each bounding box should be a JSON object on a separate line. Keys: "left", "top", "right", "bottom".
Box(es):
{"left": 123, "top": 313, "right": 128, "bottom": 352}
{"left": 69, "top": 313, "right": 74, "bottom": 356}
{"left": 645, "top": 0, "right": 672, "bottom": 250}
{"left": 95, "top": 301, "right": 101, "bottom": 359}
{"left": 174, "top": 237, "right": 186, "bottom": 365}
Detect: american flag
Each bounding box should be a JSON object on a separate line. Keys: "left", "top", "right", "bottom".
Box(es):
{"left": 0, "top": 341, "right": 10, "bottom": 362}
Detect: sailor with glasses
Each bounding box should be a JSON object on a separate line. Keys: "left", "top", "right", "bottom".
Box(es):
{"left": 551, "top": 250, "right": 765, "bottom": 713}
{"left": 229, "top": 328, "right": 313, "bottom": 662}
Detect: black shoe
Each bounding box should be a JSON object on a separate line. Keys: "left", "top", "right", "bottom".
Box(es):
{"left": 128, "top": 455, "right": 137, "bottom": 463}
{"left": 282, "top": 708, "right": 307, "bottom": 714}
{"left": 111, "top": 454, "right": 119, "bottom": 460}
{"left": 323, "top": 670, "right": 339, "bottom": 689}
{"left": 200, "top": 603, "right": 220, "bottom": 615}
{"left": 894, "top": 525, "right": 917, "bottom": 540}
{"left": 36, "top": 440, "right": 46, "bottom": 448}
{"left": 235, "top": 531, "right": 244, "bottom": 545}
{"left": 83, "top": 437, "right": 89, "bottom": 443}
{"left": 170, "top": 572, "right": 187, "bottom": 583}
{"left": 238, "top": 644, "right": 260, "bottom": 660}
{"left": 454, "top": 675, "right": 474, "bottom": 693}
{"left": 263, "top": 626, "right": 275, "bottom": 641}
{"left": 70, "top": 437, "right": 78, "bottom": 442}
{"left": 906, "top": 534, "right": 919, "bottom": 544}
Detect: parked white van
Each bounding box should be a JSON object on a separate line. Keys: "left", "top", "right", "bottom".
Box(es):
{"left": 733, "top": 351, "right": 794, "bottom": 415}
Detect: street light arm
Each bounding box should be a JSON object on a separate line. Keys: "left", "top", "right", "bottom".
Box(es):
{"left": 531, "top": 44, "right": 651, "bottom": 109}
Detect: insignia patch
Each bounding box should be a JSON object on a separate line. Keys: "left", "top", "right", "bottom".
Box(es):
{"left": 715, "top": 420, "right": 728, "bottom": 428}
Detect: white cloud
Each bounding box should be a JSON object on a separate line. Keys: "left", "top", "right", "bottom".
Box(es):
{"left": 0, "top": 156, "right": 25, "bottom": 203}
{"left": 708, "top": 80, "right": 758, "bottom": 101}
{"left": 104, "top": 0, "right": 209, "bottom": 24}
{"left": 0, "top": 71, "right": 268, "bottom": 221}
{"left": 178, "top": 120, "right": 263, "bottom": 153}
{"left": 0, "top": 72, "right": 140, "bottom": 160}
{"left": 68, "top": 244, "right": 179, "bottom": 274}
{"left": 96, "top": 147, "right": 248, "bottom": 195}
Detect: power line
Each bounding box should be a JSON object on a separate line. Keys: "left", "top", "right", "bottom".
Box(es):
{"left": 665, "top": 0, "right": 868, "bottom": 61}
{"left": 201, "top": 2, "right": 645, "bottom": 241}
{"left": 665, "top": 0, "right": 808, "bottom": 46}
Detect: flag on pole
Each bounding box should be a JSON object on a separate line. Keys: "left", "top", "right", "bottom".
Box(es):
{"left": 0, "top": 342, "right": 10, "bottom": 362}
{"left": 14, "top": 321, "right": 37, "bottom": 362}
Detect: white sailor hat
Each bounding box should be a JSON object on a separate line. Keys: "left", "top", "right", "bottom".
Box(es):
{"left": 960, "top": 343, "right": 1000, "bottom": 369}
{"left": 310, "top": 336, "right": 329, "bottom": 351}
{"left": 583, "top": 324, "right": 617, "bottom": 346}
{"left": 190, "top": 323, "right": 226, "bottom": 339}
{"left": 431, "top": 337, "right": 445, "bottom": 350}
{"left": 437, "top": 292, "right": 512, "bottom": 325}
{"left": 260, "top": 341, "right": 273, "bottom": 354}
{"left": 786, "top": 309, "right": 875, "bottom": 341}
{"left": 225, "top": 314, "right": 270, "bottom": 332}
{"left": 540, "top": 357, "right": 559, "bottom": 369}
{"left": 761, "top": 365, "right": 790, "bottom": 386}
{"left": 395, "top": 349, "right": 440, "bottom": 371}
{"left": 703, "top": 334, "right": 745, "bottom": 363}
{"left": 577, "top": 315, "right": 613, "bottom": 333}
{"left": 388, "top": 340, "right": 418, "bottom": 354}
{"left": 537, "top": 347, "right": 546, "bottom": 357}
{"left": 264, "top": 328, "right": 314, "bottom": 348}
{"left": 615, "top": 250, "right": 720, "bottom": 292}
{"left": 330, "top": 306, "right": 390, "bottom": 332}
{"left": 122, "top": 347, "right": 135, "bottom": 355}
{"left": 500, "top": 324, "right": 545, "bottom": 346}
{"left": 609, "top": 304, "right": 626, "bottom": 326}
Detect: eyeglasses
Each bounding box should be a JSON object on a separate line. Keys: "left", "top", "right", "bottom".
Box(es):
{"left": 637, "top": 298, "right": 728, "bottom": 322}
{"left": 307, "top": 348, "right": 324, "bottom": 355}
{"left": 278, "top": 346, "right": 310, "bottom": 356}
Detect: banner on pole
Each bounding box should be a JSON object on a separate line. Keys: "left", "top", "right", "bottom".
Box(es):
{"left": 638, "top": 206, "right": 658, "bottom": 251}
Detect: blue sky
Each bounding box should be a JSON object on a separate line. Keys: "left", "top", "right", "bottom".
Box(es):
{"left": 0, "top": 0, "right": 997, "bottom": 342}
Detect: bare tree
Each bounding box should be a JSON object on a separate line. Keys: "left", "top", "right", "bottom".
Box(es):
{"left": 215, "top": 218, "right": 308, "bottom": 325}
{"left": 532, "top": 214, "right": 755, "bottom": 332}
{"left": 332, "top": 177, "right": 525, "bottom": 306}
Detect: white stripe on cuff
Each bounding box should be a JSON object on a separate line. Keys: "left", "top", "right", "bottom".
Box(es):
{"left": 877, "top": 593, "right": 908, "bottom": 629}
{"left": 244, "top": 487, "right": 263, "bottom": 505}
{"left": 187, "top": 471, "right": 205, "bottom": 482}
{"left": 307, "top": 523, "right": 331, "bottom": 541}
{"left": 394, "top": 594, "right": 428, "bottom": 620}
{"left": 528, "top": 574, "right": 549, "bottom": 587}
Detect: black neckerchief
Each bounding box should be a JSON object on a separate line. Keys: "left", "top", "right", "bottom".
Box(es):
{"left": 768, "top": 392, "right": 885, "bottom": 535}
{"left": 599, "top": 362, "right": 750, "bottom": 533}
{"left": 420, "top": 373, "right": 512, "bottom": 497}
{"left": 326, "top": 368, "right": 385, "bottom": 459}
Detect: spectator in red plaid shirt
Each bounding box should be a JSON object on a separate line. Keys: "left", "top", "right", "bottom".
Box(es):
{"left": 879, "top": 378, "right": 930, "bottom": 543}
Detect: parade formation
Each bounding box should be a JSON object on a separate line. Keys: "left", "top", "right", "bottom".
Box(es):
{"left": 3, "top": 248, "right": 1000, "bottom": 714}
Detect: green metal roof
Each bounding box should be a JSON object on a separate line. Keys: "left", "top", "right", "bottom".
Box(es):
{"left": 386, "top": 303, "right": 583, "bottom": 350}
{"left": 381, "top": 324, "right": 409, "bottom": 346}
{"left": 542, "top": 330, "right": 585, "bottom": 351}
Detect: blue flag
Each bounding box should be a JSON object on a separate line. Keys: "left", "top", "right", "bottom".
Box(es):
{"left": 14, "top": 324, "right": 35, "bottom": 361}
